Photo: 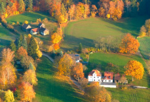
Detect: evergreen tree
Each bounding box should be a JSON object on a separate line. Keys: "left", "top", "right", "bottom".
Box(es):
{"left": 28, "top": 37, "right": 38, "bottom": 59}
{"left": 10, "top": 41, "right": 16, "bottom": 52}
{"left": 18, "top": 34, "right": 23, "bottom": 49}
{"left": 79, "top": 43, "right": 82, "bottom": 53}
{"left": 61, "top": 3, "right": 67, "bottom": 16}
{"left": 22, "top": 36, "right": 28, "bottom": 50}
{"left": 0, "top": 2, "right": 6, "bottom": 14}
{"left": 18, "top": 0, "right": 25, "bottom": 12}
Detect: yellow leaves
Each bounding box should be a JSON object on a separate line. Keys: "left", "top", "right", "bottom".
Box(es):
{"left": 139, "top": 32, "right": 146, "bottom": 38}
{"left": 4, "top": 90, "right": 15, "bottom": 102}
{"left": 57, "top": 14, "right": 67, "bottom": 24}
{"left": 106, "top": 14, "right": 110, "bottom": 19}
{"left": 51, "top": 33, "right": 62, "bottom": 44}
{"left": 36, "top": 50, "right": 42, "bottom": 58}
{"left": 24, "top": 20, "right": 29, "bottom": 24}
{"left": 125, "top": 60, "right": 144, "bottom": 80}
{"left": 4, "top": 13, "right": 8, "bottom": 18}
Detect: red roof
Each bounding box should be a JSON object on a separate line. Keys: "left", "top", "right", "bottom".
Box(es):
{"left": 88, "top": 70, "right": 101, "bottom": 76}
{"left": 115, "top": 73, "right": 121, "bottom": 80}
{"left": 32, "top": 28, "right": 39, "bottom": 32}
{"left": 104, "top": 72, "right": 113, "bottom": 79}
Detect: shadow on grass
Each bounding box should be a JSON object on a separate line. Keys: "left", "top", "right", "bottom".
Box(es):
{"left": 100, "top": 16, "right": 149, "bottom": 37}
{"left": 61, "top": 34, "right": 94, "bottom": 51}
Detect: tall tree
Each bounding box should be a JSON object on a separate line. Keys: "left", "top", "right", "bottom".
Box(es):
{"left": 71, "top": 63, "right": 84, "bottom": 81}
{"left": 18, "top": 34, "right": 23, "bottom": 49}
{"left": 20, "top": 82, "right": 35, "bottom": 102}
{"left": 18, "top": 0, "right": 25, "bottom": 12}
{"left": 125, "top": 60, "right": 144, "bottom": 80}
{"left": 119, "top": 33, "right": 140, "bottom": 54}
{"left": 23, "top": 69, "right": 37, "bottom": 85}
{"left": 22, "top": 36, "right": 28, "bottom": 50}
{"left": 0, "top": 2, "right": 6, "bottom": 14}
{"left": 58, "top": 54, "right": 75, "bottom": 76}
{"left": 28, "top": 0, "right": 33, "bottom": 11}
{"left": 28, "top": 37, "right": 38, "bottom": 59}
{"left": 2, "top": 48, "right": 15, "bottom": 63}
{"left": 17, "top": 46, "right": 28, "bottom": 60}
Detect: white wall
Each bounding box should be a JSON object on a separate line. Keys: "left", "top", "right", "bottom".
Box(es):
{"left": 103, "top": 79, "right": 113, "bottom": 83}
{"left": 100, "top": 85, "right": 116, "bottom": 88}
{"left": 88, "top": 73, "right": 101, "bottom": 82}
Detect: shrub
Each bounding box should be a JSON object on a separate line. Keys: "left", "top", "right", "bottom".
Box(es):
{"left": 12, "top": 22, "right": 15, "bottom": 25}
{"left": 24, "top": 20, "right": 29, "bottom": 24}
{"left": 17, "top": 21, "right": 20, "bottom": 25}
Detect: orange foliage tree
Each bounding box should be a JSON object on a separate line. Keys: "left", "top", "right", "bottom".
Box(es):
{"left": 75, "top": 2, "right": 85, "bottom": 20}
{"left": 91, "top": 5, "right": 97, "bottom": 17}
{"left": 68, "top": 4, "right": 76, "bottom": 20}
{"left": 17, "top": 46, "right": 28, "bottom": 60}
{"left": 20, "top": 82, "right": 35, "bottom": 102}
{"left": 51, "top": 33, "right": 62, "bottom": 44}
{"left": 71, "top": 63, "right": 84, "bottom": 81}
{"left": 119, "top": 33, "right": 140, "bottom": 54}
{"left": 54, "top": 43, "right": 60, "bottom": 50}
{"left": 125, "top": 60, "right": 144, "bottom": 80}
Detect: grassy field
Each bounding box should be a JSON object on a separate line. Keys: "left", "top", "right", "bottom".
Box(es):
{"left": 35, "top": 57, "right": 86, "bottom": 102}
{"left": 107, "top": 88, "right": 150, "bottom": 102}
{"left": 86, "top": 52, "right": 149, "bottom": 87}
{"left": 0, "top": 26, "right": 16, "bottom": 52}
{"left": 6, "top": 12, "right": 56, "bottom": 24}
{"left": 138, "top": 37, "right": 150, "bottom": 59}
{"left": 62, "top": 16, "right": 148, "bottom": 50}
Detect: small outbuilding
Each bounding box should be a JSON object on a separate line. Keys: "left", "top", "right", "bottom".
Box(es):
{"left": 30, "top": 28, "right": 39, "bottom": 35}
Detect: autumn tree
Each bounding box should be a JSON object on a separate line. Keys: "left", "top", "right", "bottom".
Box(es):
{"left": 4, "top": 90, "right": 15, "bottom": 102}
{"left": 84, "top": 83, "right": 111, "bottom": 102}
{"left": 78, "top": 78, "right": 88, "bottom": 89}
{"left": 58, "top": 54, "right": 75, "bottom": 76}
{"left": 51, "top": 32, "right": 62, "bottom": 44}
{"left": 27, "top": 0, "right": 33, "bottom": 11}
{"left": 18, "top": 0, "right": 25, "bottom": 12}
{"left": 75, "top": 2, "right": 85, "bottom": 19}
{"left": 125, "top": 60, "right": 144, "bottom": 80}
{"left": 10, "top": 41, "right": 16, "bottom": 52}
{"left": 91, "top": 5, "right": 97, "bottom": 17}
{"left": 23, "top": 69, "right": 37, "bottom": 85}
{"left": 17, "top": 47, "right": 28, "bottom": 60}
{"left": 139, "top": 25, "right": 146, "bottom": 37}
{"left": 71, "top": 63, "right": 84, "bottom": 81}
{"left": 20, "top": 82, "right": 35, "bottom": 102}
{"left": 98, "top": 7, "right": 105, "bottom": 17}
{"left": 119, "top": 33, "right": 140, "bottom": 54}
{"left": 68, "top": 4, "right": 75, "bottom": 20}
{"left": 84, "top": 4, "right": 90, "bottom": 18}
{"left": 54, "top": 43, "right": 60, "bottom": 50}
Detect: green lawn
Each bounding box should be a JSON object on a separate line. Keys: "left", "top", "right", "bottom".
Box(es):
{"left": 107, "top": 88, "right": 150, "bottom": 102}
{"left": 6, "top": 12, "right": 56, "bottom": 24}
{"left": 0, "top": 26, "right": 16, "bottom": 52}
{"left": 62, "top": 16, "right": 148, "bottom": 50}
{"left": 86, "top": 52, "right": 149, "bottom": 87}
{"left": 35, "top": 57, "right": 86, "bottom": 102}
{"left": 138, "top": 37, "right": 150, "bottom": 59}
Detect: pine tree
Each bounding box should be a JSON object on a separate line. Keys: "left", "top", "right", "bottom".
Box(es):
{"left": 79, "top": 43, "right": 82, "bottom": 53}
{"left": 10, "top": 41, "right": 16, "bottom": 52}
{"left": 28, "top": 0, "right": 33, "bottom": 11}
{"left": 28, "top": 37, "right": 38, "bottom": 59}
{"left": 18, "top": 34, "right": 23, "bottom": 49}
{"left": 0, "top": 2, "right": 6, "bottom": 14}
{"left": 18, "top": 0, "right": 25, "bottom": 12}
{"left": 22, "top": 36, "right": 28, "bottom": 50}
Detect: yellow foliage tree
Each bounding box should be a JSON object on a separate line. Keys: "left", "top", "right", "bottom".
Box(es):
{"left": 4, "top": 90, "right": 15, "bottom": 102}
{"left": 36, "top": 50, "right": 42, "bottom": 58}
{"left": 106, "top": 14, "right": 110, "bottom": 19}
{"left": 51, "top": 33, "right": 62, "bottom": 44}
{"left": 125, "top": 60, "right": 144, "bottom": 80}
{"left": 58, "top": 54, "right": 75, "bottom": 76}
{"left": 24, "top": 20, "right": 29, "bottom": 24}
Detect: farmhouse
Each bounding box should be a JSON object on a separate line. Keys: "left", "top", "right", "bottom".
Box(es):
{"left": 88, "top": 70, "right": 116, "bottom": 88}
{"left": 22, "top": 24, "right": 32, "bottom": 32}
{"left": 38, "top": 23, "right": 45, "bottom": 28}
{"left": 69, "top": 54, "right": 81, "bottom": 63}
{"left": 30, "top": 28, "right": 39, "bottom": 35}
{"left": 115, "top": 73, "right": 128, "bottom": 84}
{"left": 39, "top": 27, "right": 49, "bottom": 36}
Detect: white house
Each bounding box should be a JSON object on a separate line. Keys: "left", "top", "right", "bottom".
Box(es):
{"left": 69, "top": 54, "right": 81, "bottom": 63}
{"left": 88, "top": 70, "right": 102, "bottom": 82}
{"left": 88, "top": 70, "right": 116, "bottom": 88}
{"left": 40, "top": 27, "right": 49, "bottom": 36}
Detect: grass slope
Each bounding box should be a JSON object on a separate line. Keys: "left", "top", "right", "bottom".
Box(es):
{"left": 35, "top": 57, "right": 86, "bottom": 102}
{"left": 138, "top": 37, "right": 150, "bottom": 59}
{"left": 108, "top": 88, "right": 150, "bottom": 102}
{"left": 0, "top": 26, "right": 16, "bottom": 52}
{"left": 62, "top": 16, "right": 148, "bottom": 50}
{"left": 87, "top": 52, "right": 149, "bottom": 87}
{"left": 6, "top": 12, "right": 56, "bottom": 24}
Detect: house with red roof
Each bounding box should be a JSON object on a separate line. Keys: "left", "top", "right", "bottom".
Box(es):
{"left": 88, "top": 70, "right": 102, "bottom": 82}
{"left": 30, "top": 28, "right": 39, "bottom": 35}
{"left": 102, "top": 72, "right": 114, "bottom": 83}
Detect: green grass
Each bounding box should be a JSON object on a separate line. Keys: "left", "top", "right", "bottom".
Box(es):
{"left": 0, "top": 26, "right": 16, "bottom": 52}
{"left": 6, "top": 12, "right": 56, "bottom": 24}
{"left": 62, "top": 16, "right": 148, "bottom": 50}
{"left": 35, "top": 57, "right": 86, "bottom": 102}
{"left": 138, "top": 37, "right": 150, "bottom": 59}
{"left": 107, "top": 88, "right": 150, "bottom": 102}
{"left": 86, "top": 52, "right": 149, "bottom": 87}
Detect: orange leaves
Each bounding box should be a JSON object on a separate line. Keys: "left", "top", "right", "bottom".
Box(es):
{"left": 71, "top": 63, "right": 84, "bottom": 81}
{"left": 54, "top": 43, "right": 60, "bottom": 50}
{"left": 17, "top": 47, "right": 28, "bottom": 59}
{"left": 119, "top": 33, "right": 140, "bottom": 54}
{"left": 20, "top": 82, "right": 35, "bottom": 102}
{"left": 125, "top": 60, "right": 144, "bottom": 80}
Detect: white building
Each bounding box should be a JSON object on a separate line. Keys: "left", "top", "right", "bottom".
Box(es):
{"left": 88, "top": 70, "right": 116, "bottom": 88}
{"left": 88, "top": 70, "right": 102, "bottom": 82}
